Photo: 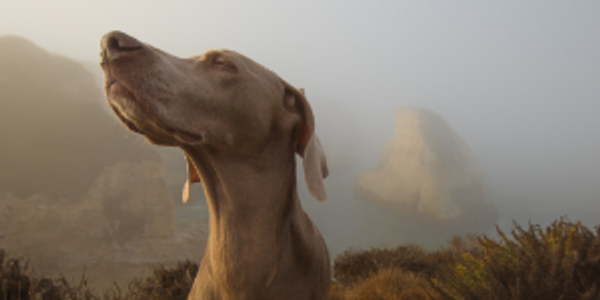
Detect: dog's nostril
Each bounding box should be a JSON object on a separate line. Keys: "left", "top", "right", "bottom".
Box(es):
{"left": 110, "top": 37, "right": 141, "bottom": 51}
{"left": 102, "top": 31, "right": 143, "bottom": 61}
{"left": 107, "top": 37, "right": 120, "bottom": 51}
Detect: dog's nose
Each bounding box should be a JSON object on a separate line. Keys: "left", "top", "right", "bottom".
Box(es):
{"left": 101, "top": 31, "right": 143, "bottom": 61}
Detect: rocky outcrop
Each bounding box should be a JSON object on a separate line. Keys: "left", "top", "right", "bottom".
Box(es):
{"left": 86, "top": 161, "right": 175, "bottom": 241}
{"left": 0, "top": 183, "right": 204, "bottom": 268}
{"left": 356, "top": 107, "right": 497, "bottom": 230}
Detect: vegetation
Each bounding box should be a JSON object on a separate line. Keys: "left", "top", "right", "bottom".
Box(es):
{"left": 432, "top": 219, "right": 600, "bottom": 300}
{"left": 0, "top": 248, "right": 99, "bottom": 299}
{"left": 2, "top": 218, "right": 599, "bottom": 300}
{"left": 114, "top": 261, "right": 198, "bottom": 300}
{"left": 331, "top": 234, "right": 479, "bottom": 300}
{"left": 0, "top": 250, "right": 198, "bottom": 300}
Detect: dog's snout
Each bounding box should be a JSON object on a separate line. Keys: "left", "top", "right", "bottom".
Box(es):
{"left": 101, "top": 31, "right": 143, "bottom": 61}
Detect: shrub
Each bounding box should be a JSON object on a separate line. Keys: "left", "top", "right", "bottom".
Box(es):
{"left": 333, "top": 244, "right": 439, "bottom": 287}
{"left": 433, "top": 218, "right": 600, "bottom": 300}
{"left": 329, "top": 282, "right": 347, "bottom": 300}
{"left": 0, "top": 248, "right": 199, "bottom": 300}
{"left": 0, "top": 249, "right": 99, "bottom": 300}
{"left": 116, "top": 261, "right": 198, "bottom": 300}
{"left": 348, "top": 268, "right": 440, "bottom": 300}
{"left": 3, "top": 217, "right": 599, "bottom": 300}
{"left": 1, "top": 249, "right": 32, "bottom": 300}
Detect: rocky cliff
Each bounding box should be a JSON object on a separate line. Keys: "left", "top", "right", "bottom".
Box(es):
{"left": 356, "top": 107, "right": 497, "bottom": 231}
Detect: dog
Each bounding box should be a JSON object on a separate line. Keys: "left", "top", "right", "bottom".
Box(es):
{"left": 100, "top": 31, "right": 330, "bottom": 300}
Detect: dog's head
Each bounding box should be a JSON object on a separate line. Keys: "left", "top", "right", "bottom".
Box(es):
{"left": 100, "top": 31, "right": 328, "bottom": 201}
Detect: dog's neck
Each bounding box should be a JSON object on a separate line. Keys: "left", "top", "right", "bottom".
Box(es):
{"left": 182, "top": 135, "right": 305, "bottom": 275}
{"left": 184, "top": 143, "right": 298, "bottom": 223}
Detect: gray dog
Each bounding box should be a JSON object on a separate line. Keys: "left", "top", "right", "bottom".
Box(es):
{"left": 100, "top": 31, "right": 330, "bottom": 300}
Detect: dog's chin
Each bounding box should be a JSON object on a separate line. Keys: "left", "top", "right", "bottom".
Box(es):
{"left": 109, "top": 102, "right": 142, "bottom": 134}
{"left": 109, "top": 101, "right": 181, "bottom": 146}
{"left": 106, "top": 82, "right": 170, "bottom": 142}
{"left": 106, "top": 81, "right": 205, "bottom": 146}
{"left": 106, "top": 82, "right": 148, "bottom": 133}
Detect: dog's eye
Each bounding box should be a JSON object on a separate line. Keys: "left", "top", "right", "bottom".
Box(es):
{"left": 213, "top": 58, "right": 236, "bottom": 71}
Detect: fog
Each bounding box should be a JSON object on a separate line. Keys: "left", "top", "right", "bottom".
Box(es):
{"left": 1, "top": 0, "right": 599, "bottom": 288}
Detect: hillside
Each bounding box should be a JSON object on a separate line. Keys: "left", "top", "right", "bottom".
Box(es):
{"left": 0, "top": 35, "right": 159, "bottom": 199}
{"left": 0, "top": 36, "right": 207, "bottom": 276}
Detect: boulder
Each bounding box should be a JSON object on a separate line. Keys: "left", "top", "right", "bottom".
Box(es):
{"left": 356, "top": 107, "right": 497, "bottom": 231}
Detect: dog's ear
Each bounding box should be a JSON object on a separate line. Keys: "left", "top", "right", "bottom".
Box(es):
{"left": 182, "top": 154, "right": 201, "bottom": 204}
{"left": 302, "top": 133, "right": 329, "bottom": 201}
{"left": 282, "top": 82, "right": 329, "bottom": 201}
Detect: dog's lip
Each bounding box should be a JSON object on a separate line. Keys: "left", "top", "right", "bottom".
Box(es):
{"left": 173, "top": 129, "right": 204, "bottom": 144}
{"left": 105, "top": 79, "right": 204, "bottom": 144}
{"left": 110, "top": 104, "right": 142, "bottom": 134}
{"left": 106, "top": 80, "right": 155, "bottom": 120}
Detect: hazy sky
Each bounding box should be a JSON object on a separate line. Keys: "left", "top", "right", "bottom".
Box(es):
{"left": 2, "top": 1, "right": 599, "bottom": 230}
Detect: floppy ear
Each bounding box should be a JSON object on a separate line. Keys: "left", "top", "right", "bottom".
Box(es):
{"left": 182, "top": 154, "right": 201, "bottom": 204}
{"left": 302, "top": 133, "right": 329, "bottom": 201}
{"left": 282, "top": 81, "right": 329, "bottom": 201}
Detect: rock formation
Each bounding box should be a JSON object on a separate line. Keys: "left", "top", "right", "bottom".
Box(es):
{"left": 356, "top": 107, "right": 497, "bottom": 231}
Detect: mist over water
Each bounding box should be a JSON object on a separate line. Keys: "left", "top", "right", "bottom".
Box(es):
{"left": 1, "top": 0, "right": 599, "bottom": 289}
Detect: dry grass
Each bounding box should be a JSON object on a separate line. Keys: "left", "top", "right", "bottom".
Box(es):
{"left": 333, "top": 244, "right": 434, "bottom": 286}
{"left": 0, "top": 248, "right": 100, "bottom": 300}
{"left": 114, "top": 261, "right": 198, "bottom": 300}
{"left": 0, "top": 250, "right": 197, "bottom": 300}
{"left": 349, "top": 269, "right": 440, "bottom": 300}
{"left": 2, "top": 217, "right": 599, "bottom": 300}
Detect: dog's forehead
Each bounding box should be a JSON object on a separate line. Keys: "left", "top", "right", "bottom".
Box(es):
{"left": 194, "top": 50, "right": 273, "bottom": 72}
{"left": 192, "top": 49, "right": 282, "bottom": 88}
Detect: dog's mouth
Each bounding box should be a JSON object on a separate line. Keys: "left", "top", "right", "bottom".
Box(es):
{"left": 105, "top": 79, "right": 204, "bottom": 144}
{"left": 110, "top": 103, "right": 141, "bottom": 133}
{"left": 106, "top": 81, "right": 142, "bottom": 133}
